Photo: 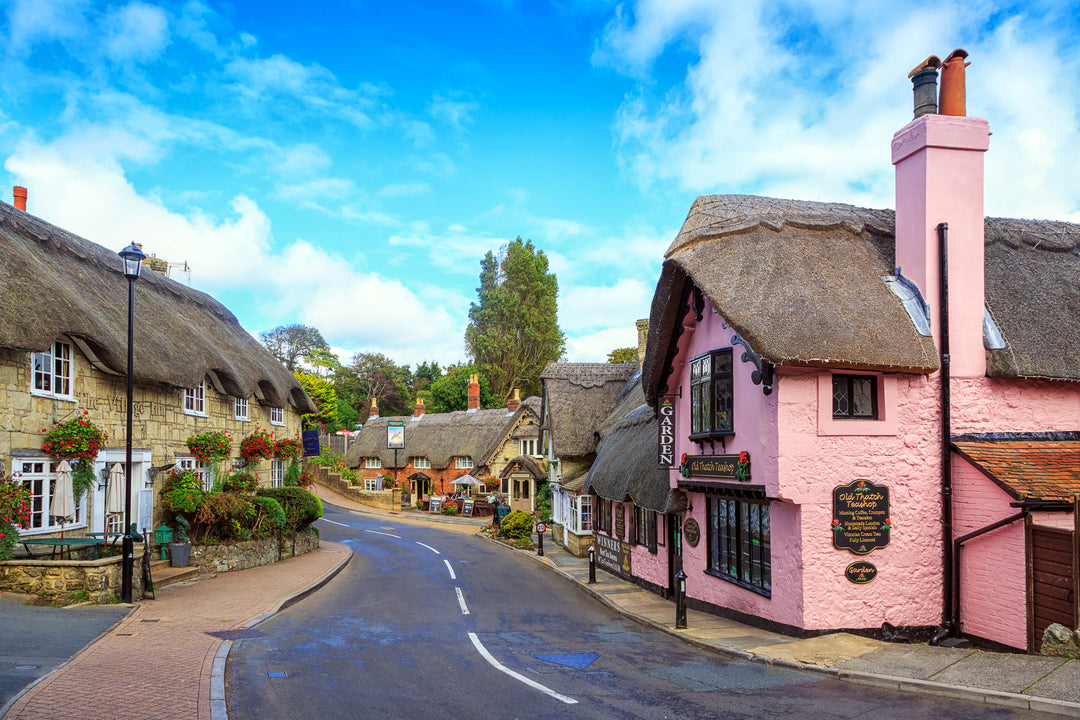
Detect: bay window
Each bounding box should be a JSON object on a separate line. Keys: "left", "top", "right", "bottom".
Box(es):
{"left": 706, "top": 496, "right": 771, "bottom": 596}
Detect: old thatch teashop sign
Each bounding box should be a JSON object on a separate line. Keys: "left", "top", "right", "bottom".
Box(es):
{"left": 679, "top": 452, "right": 751, "bottom": 481}
{"left": 833, "top": 479, "right": 891, "bottom": 555}
{"left": 658, "top": 399, "right": 675, "bottom": 467}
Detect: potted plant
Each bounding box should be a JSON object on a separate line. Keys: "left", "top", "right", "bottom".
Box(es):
{"left": 169, "top": 515, "right": 192, "bottom": 568}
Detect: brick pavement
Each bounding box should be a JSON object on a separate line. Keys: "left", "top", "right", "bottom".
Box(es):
{"left": 2, "top": 542, "right": 350, "bottom": 720}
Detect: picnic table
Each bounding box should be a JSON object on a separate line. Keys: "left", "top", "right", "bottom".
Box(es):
{"left": 20, "top": 537, "right": 104, "bottom": 560}
{"left": 85, "top": 532, "right": 126, "bottom": 553}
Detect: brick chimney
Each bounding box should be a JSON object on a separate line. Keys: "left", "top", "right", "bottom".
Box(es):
{"left": 13, "top": 186, "right": 27, "bottom": 211}
{"left": 893, "top": 49, "right": 989, "bottom": 377}
{"left": 413, "top": 397, "right": 425, "bottom": 419}
{"left": 507, "top": 389, "right": 520, "bottom": 414}
{"left": 467, "top": 374, "right": 480, "bottom": 412}
{"left": 636, "top": 318, "right": 650, "bottom": 369}
{"left": 368, "top": 397, "right": 379, "bottom": 420}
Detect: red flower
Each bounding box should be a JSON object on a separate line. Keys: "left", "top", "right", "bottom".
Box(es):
{"left": 738, "top": 451, "right": 749, "bottom": 464}
{"left": 833, "top": 519, "right": 839, "bottom": 525}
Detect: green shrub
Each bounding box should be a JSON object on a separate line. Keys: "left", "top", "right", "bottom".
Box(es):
{"left": 257, "top": 486, "right": 323, "bottom": 532}
{"left": 252, "top": 496, "right": 286, "bottom": 536}
{"left": 160, "top": 468, "right": 204, "bottom": 514}
{"left": 192, "top": 492, "right": 255, "bottom": 543}
{"left": 499, "top": 510, "right": 534, "bottom": 539}
{"left": 284, "top": 460, "right": 302, "bottom": 486}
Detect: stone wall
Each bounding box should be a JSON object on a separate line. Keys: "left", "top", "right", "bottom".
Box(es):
{"left": 190, "top": 528, "right": 319, "bottom": 574}
{"left": 0, "top": 548, "right": 147, "bottom": 603}
{"left": 309, "top": 463, "right": 402, "bottom": 510}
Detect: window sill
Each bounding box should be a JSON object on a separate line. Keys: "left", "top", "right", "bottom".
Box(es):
{"left": 269, "top": 420, "right": 285, "bottom": 427}
{"left": 184, "top": 410, "right": 208, "bottom": 418}
{"left": 689, "top": 431, "right": 735, "bottom": 442}
{"left": 20, "top": 523, "right": 88, "bottom": 537}
{"left": 704, "top": 568, "right": 772, "bottom": 598}
{"left": 30, "top": 391, "right": 75, "bottom": 402}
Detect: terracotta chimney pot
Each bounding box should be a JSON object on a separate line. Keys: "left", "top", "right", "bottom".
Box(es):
{"left": 414, "top": 397, "right": 425, "bottom": 418}
{"left": 13, "top": 186, "right": 27, "bottom": 211}
{"left": 939, "top": 49, "right": 970, "bottom": 117}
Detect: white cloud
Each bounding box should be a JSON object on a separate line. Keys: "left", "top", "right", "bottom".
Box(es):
{"left": 427, "top": 93, "right": 478, "bottom": 130}
{"left": 5, "top": 0, "right": 89, "bottom": 52}
{"left": 565, "top": 326, "right": 640, "bottom": 363}
{"left": 103, "top": 2, "right": 170, "bottom": 63}
{"left": 559, "top": 278, "right": 653, "bottom": 333}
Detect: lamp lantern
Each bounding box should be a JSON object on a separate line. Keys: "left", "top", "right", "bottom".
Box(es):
{"left": 119, "top": 243, "right": 145, "bottom": 279}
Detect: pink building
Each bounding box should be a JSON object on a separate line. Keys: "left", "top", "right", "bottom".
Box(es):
{"left": 589, "top": 55, "right": 1080, "bottom": 651}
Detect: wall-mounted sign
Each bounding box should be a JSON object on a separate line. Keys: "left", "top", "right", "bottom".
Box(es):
{"left": 833, "top": 479, "right": 891, "bottom": 555}
{"left": 683, "top": 518, "right": 701, "bottom": 547}
{"left": 845, "top": 561, "right": 878, "bottom": 584}
{"left": 387, "top": 420, "right": 405, "bottom": 450}
{"left": 680, "top": 453, "right": 751, "bottom": 481}
{"left": 596, "top": 533, "right": 632, "bottom": 579}
{"left": 658, "top": 400, "right": 675, "bottom": 467}
{"left": 615, "top": 504, "right": 626, "bottom": 541}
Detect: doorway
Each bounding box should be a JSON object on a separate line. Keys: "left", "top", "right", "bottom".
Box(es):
{"left": 510, "top": 474, "right": 532, "bottom": 513}
{"left": 667, "top": 512, "right": 683, "bottom": 599}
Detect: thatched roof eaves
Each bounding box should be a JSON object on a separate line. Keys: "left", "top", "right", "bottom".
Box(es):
{"left": 541, "top": 362, "right": 638, "bottom": 458}
{"left": 499, "top": 454, "right": 546, "bottom": 480}
{"left": 0, "top": 201, "right": 315, "bottom": 412}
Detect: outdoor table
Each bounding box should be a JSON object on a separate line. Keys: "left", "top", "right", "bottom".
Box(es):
{"left": 85, "top": 532, "right": 125, "bottom": 553}
{"left": 20, "top": 537, "right": 104, "bottom": 560}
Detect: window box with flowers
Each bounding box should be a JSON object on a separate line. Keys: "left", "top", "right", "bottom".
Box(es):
{"left": 240, "top": 426, "right": 276, "bottom": 464}
{"left": 41, "top": 411, "right": 107, "bottom": 500}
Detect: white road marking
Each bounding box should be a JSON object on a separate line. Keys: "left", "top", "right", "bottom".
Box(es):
{"left": 455, "top": 587, "right": 469, "bottom": 615}
{"left": 467, "top": 633, "right": 578, "bottom": 705}
{"left": 321, "top": 519, "right": 349, "bottom": 527}
{"left": 363, "top": 530, "right": 402, "bottom": 538}
{"left": 444, "top": 559, "right": 456, "bottom": 579}
{"left": 416, "top": 541, "right": 440, "bottom": 554}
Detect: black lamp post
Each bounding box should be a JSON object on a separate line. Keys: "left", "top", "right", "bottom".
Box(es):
{"left": 119, "top": 242, "right": 145, "bottom": 603}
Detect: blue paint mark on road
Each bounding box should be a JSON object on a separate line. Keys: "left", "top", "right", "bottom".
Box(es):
{"left": 267, "top": 671, "right": 287, "bottom": 678}
{"left": 532, "top": 653, "right": 600, "bottom": 669}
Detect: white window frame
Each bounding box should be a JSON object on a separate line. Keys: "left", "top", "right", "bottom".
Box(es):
{"left": 364, "top": 474, "right": 380, "bottom": 492}
{"left": 270, "top": 459, "right": 285, "bottom": 488}
{"left": 520, "top": 438, "right": 537, "bottom": 456}
{"left": 365, "top": 457, "right": 381, "bottom": 469}
{"left": 571, "top": 494, "right": 593, "bottom": 534}
{"left": 455, "top": 456, "right": 473, "bottom": 470}
{"left": 16, "top": 459, "right": 86, "bottom": 535}
{"left": 30, "top": 340, "right": 74, "bottom": 400}
{"left": 184, "top": 379, "right": 207, "bottom": 417}
{"left": 177, "top": 456, "right": 212, "bottom": 491}
{"left": 413, "top": 456, "right": 430, "bottom": 469}
{"left": 235, "top": 397, "right": 249, "bottom": 421}
{"left": 269, "top": 406, "right": 284, "bottom": 426}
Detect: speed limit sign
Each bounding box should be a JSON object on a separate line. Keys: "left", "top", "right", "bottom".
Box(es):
{"left": 535, "top": 522, "right": 547, "bottom": 534}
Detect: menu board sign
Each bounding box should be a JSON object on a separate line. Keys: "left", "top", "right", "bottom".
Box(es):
{"left": 832, "top": 479, "right": 890, "bottom": 555}
{"left": 595, "top": 533, "right": 632, "bottom": 579}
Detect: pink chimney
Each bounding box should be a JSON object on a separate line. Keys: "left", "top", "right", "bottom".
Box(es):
{"left": 892, "top": 49, "right": 989, "bottom": 378}
{"left": 467, "top": 374, "right": 480, "bottom": 412}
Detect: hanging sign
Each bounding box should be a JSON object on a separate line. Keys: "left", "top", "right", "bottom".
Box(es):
{"left": 387, "top": 420, "right": 405, "bottom": 450}
{"left": 683, "top": 518, "right": 701, "bottom": 547}
{"left": 832, "top": 479, "right": 891, "bottom": 555}
{"left": 658, "top": 399, "right": 675, "bottom": 467}
{"left": 845, "top": 561, "right": 878, "bottom": 584}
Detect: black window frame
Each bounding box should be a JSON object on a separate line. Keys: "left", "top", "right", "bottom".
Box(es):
{"left": 632, "top": 506, "right": 658, "bottom": 553}
{"left": 705, "top": 495, "right": 771, "bottom": 597}
{"left": 831, "top": 374, "right": 879, "bottom": 420}
{"left": 689, "top": 348, "right": 734, "bottom": 441}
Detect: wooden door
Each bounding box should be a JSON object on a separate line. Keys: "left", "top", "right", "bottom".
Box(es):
{"left": 1029, "top": 526, "right": 1076, "bottom": 651}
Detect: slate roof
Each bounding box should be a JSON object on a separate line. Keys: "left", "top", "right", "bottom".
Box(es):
{"left": 642, "top": 194, "right": 1080, "bottom": 404}
{"left": 0, "top": 200, "right": 315, "bottom": 412}
{"left": 952, "top": 434, "right": 1080, "bottom": 503}
{"left": 541, "top": 362, "right": 638, "bottom": 458}
{"left": 343, "top": 397, "right": 541, "bottom": 471}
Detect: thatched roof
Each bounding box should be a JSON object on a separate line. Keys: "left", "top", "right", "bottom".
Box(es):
{"left": 499, "top": 454, "right": 546, "bottom": 480}
{"left": 584, "top": 375, "right": 677, "bottom": 513}
{"left": 344, "top": 397, "right": 540, "bottom": 471}
{"left": 540, "top": 362, "right": 638, "bottom": 458}
{"left": 643, "top": 194, "right": 1080, "bottom": 403}
{"left": 0, "top": 200, "right": 315, "bottom": 412}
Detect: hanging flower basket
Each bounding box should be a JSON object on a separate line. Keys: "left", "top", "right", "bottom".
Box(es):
{"left": 274, "top": 437, "right": 303, "bottom": 461}
{"left": 240, "top": 426, "right": 275, "bottom": 463}
{"left": 186, "top": 430, "right": 231, "bottom": 464}
{"left": 41, "top": 412, "right": 106, "bottom": 462}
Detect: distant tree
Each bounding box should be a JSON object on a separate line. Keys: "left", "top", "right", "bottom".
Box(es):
{"left": 607, "top": 347, "right": 637, "bottom": 364}
{"left": 411, "top": 360, "right": 442, "bottom": 394}
{"left": 261, "top": 324, "right": 332, "bottom": 372}
{"left": 337, "top": 352, "right": 411, "bottom": 421}
{"left": 428, "top": 365, "right": 497, "bottom": 413}
{"left": 294, "top": 371, "right": 339, "bottom": 430}
{"left": 464, "top": 238, "right": 565, "bottom": 400}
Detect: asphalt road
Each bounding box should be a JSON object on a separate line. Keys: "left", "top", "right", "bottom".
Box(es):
{"left": 225, "top": 504, "right": 1060, "bottom": 720}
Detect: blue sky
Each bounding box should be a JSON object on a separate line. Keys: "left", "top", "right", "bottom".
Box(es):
{"left": 2, "top": 1, "right": 1078, "bottom": 368}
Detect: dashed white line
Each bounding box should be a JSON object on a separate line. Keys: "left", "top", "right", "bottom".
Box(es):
{"left": 455, "top": 587, "right": 469, "bottom": 615}
{"left": 364, "top": 529, "right": 402, "bottom": 538}
{"left": 415, "top": 541, "right": 440, "bottom": 554}
{"left": 467, "top": 633, "right": 578, "bottom": 705}
{"left": 444, "top": 559, "right": 457, "bottom": 579}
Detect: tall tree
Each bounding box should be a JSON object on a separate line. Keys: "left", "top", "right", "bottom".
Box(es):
{"left": 464, "top": 238, "right": 565, "bottom": 400}
{"left": 260, "top": 324, "right": 332, "bottom": 372}
{"left": 337, "top": 352, "right": 411, "bottom": 421}
{"left": 294, "top": 371, "right": 339, "bottom": 430}
{"left": 428, "top": 365, "right": 497, "bottom": 413}
{"left": 411, "top": 360, "right": 442, "bottom": 394}
{"left": 607, "top": 347, "right": 638, "bottom": 364}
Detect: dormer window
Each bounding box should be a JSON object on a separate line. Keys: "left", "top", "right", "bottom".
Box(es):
{"left": 235, "top": 397, "right": 249, "bottom": 421}
{"left": 689, "top": 349, "right": 734, "bottom": 439}
{"left": 184, "top": 378, "right": 207, "bottom": 416}
{"left": 31, "top": 340, "right": 74, "bottom": 400}
{"left": 269, "top": 406, "right": 284, "bottom": 426}
{"left": 455, "top": 456, "right": 473, "bottom": 469}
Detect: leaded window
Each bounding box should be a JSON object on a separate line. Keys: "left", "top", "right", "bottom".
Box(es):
{"left": 690, "top": 349, "right": 734, "bottom": 438}
{"left": 706, "top": 496, "right": 771, "bottom": 596}
{"left": 832, "top": 375, "right": 878, "bottom": 420}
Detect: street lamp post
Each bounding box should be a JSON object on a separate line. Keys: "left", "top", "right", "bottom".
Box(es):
{"left": 119, "top": 243, "right": 145, "bottom": 603}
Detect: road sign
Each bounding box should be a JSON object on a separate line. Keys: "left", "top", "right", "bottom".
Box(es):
{"left": 535, "top": 522, "right": 547, "bottom": 534}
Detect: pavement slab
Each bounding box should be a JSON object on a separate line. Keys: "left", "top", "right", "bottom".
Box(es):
{"left": 750, "top": 633, "right": 886, "bottom": 668}
{"left": 838, "top": 643, "right": 975, "bottom": 680}
{"left": 927, "top": 650, "right": 1067, "bottom": 694}
{"left": 1024, "top": 660, "right": 1080, "bottom": 704}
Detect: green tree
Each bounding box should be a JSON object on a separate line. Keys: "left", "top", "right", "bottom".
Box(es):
{"left": 464, "top": 238, "right": 565, "bottom": 400}
{"left": 335, "top": 352, "right": 411, "bottom": 421}
{"left": 428, "top": 365, "right": 497, "bottom": 413}
{"left": 294, "top": 371, "right": 339, "bottom": 430}
{"left": 261, "top": 324, "right": 333, "bottom": 372}
{"left": 411, "top": 360, "right": 442, "bottom": 394}
{"left": 607, "top": 347, "right": 637, "bottom": 364}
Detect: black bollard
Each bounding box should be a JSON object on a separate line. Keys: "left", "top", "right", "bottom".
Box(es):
{"left": 538, "top": 529, "right": 544, "bottom": 557}
{"left": 674, "top": 570, "right": 687, "bottom": 628}
{"left": 588, "top": 544, "right": 596, "bottom": 584}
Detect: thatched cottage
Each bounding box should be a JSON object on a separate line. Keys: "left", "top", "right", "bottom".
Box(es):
{"left": 0, "top": 190, "right": 315, "bottom": 540}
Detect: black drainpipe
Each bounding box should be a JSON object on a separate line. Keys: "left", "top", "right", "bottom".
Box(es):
{"left": 938, "top": 222, "right": 956, "bottom": 640}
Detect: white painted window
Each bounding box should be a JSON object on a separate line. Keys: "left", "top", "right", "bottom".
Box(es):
{"left": 177, "top": 456, "right": 212, "bottom": 491}
{"left": 570, "top": 494, "right": 592, "bottom": 534}
{"left": 519, "top": 438, "right": 537, "bottom": 456}
{"left": 365, "top": 457, "right": 381, "bottom": 469}
{"left": 16, "top": 459, "right": 85, "bottom": 534}
{"left": 235, "top": 397, "right": 249, "bottom": 421}
{"left": 413, "top": 457, "right": 430, "bottom": 469}
{"left": 184, "top": 379, "right": 207, "bottom": 416}
{"left": 455, "top": 456, "right": 473, "bottom": 469}
{"left": 31, "top": 340, "right": 74, "bottom": 400}
{"left": 270, "top": 459, "right": 285, "bottom": 488}
{"left": 365, "top": 475, "right": 380, "bottom": 492}
{"left": 269, "top": 406, "right": 284, "bottom": 426}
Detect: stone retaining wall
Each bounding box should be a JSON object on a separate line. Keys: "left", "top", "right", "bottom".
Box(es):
{"left": 308, "top": 463, "right": 402, "bottom": 510}
{"left": 190, "top": 528, "right": 319, "bottom": 574}
{"left": 0, "top": 549, "right": 147, "bottom": 603}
